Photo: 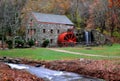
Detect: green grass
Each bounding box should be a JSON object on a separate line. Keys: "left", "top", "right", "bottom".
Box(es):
{"left": 0, "top": 44, "right": 120, "bottom": 61}
{"left": 0, "top": 48, "right": 83, "bottom": 60}
{"left": 58, "top": 44, "right": 120, "bottom": 57}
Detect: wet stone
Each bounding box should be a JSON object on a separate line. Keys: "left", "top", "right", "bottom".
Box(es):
{"left": 35, "top": 64, "right": 42, "bottom": 67}
{"left": 0, "top": 57, "right": 21, "bottom": 64}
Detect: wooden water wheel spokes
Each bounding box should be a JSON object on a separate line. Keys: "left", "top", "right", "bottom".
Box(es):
{"left": 64, "top": 33, "right": 76, "bottom": 42}
{"left": 58, "top": 32, "right": 76, "bottom": 47}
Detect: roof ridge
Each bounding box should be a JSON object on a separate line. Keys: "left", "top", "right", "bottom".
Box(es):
{"left": 32, "top": 12, "right": 66, "bottom": 16}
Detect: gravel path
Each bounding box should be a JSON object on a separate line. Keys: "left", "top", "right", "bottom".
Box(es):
{"left": 48, "top": 48, "right": 120, "bottom": 59}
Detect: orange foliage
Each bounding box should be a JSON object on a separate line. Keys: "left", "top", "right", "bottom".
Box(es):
{"left": 52, "top": 0, "right": 70, "bottom": 14}
{"left": 108, "top": 0, "right": 120, "bottom": 8}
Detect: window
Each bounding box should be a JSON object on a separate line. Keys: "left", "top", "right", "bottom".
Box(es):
{"left": 43, "top": 38, "right": 45, "bottom": 41}
{"left": 34, "top": 29, "right": 36, "bottom": 34}
{"left": 28, "top": 29, "right": 29, "bottom": 34}
{"left": 50, "top": 39, "right": 53, "bottom": 44}
{"left": 51, "top": 29, "right": 53, "bottom": 33}
{"left": 30, "top": 19, "right": 33, "bottom": 21}
{"left": 28, "top": 38, "right": 30, "bottom": 41}
{"left": 30, "top": 19, "right": 33, "bottom": 27}
{"left": 30, "top": 29, "right": 32, "bottom": 35}
{"left": 43, "top": 29, "right": 45, "bottom": 33}
{"left": 57, "top": 30, "right": 60, "bottom": 34}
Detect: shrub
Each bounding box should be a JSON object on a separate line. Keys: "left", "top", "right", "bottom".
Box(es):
{"left": 6, "top": 40, "right": 12, "bottom": 49}
{"left": 42, "top": 39, "right": 49, "bottom": 47}
{"left": 15, "top": 39, "right": 24, "bottom": 48}
{"left": 28, "top": 39, "right": 35, "bottom": 47}
{"left": 113, "top": 31, "right": 120, "bottom": 39}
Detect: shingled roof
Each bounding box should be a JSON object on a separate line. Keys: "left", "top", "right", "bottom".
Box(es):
{"left": 32, "top": 12, "right": 74, "bottom": 25}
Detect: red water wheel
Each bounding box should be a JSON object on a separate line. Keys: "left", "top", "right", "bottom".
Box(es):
{"left": 58, "top": 32, "right": 76, "bottom": 47}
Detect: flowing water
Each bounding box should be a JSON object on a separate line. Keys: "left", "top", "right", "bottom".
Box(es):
{"left": 6, "top": 63, "right": 104, "bottom": 81}
{"left": 85, "top": 30, "right": 89, "bottom": 45}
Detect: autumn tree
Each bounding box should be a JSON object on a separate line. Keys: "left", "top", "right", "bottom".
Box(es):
{"left": 89, "top": 0, "right": 120, "bottom": 42}
{"left": 0, "top": 0, "right": 26, "bottom": 48}
{"left": 106, "top": 0, "right": 120, "bottom": 37}
{"left": 0, "top": 0, "right": 6, "bottom": 48}
{"left": 51, "top": 0, "right": 70, "bottom": 14}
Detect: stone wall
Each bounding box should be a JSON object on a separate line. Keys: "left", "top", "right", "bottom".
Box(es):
{"left": 37, "top": 23, "right": 73, "bottom": 46}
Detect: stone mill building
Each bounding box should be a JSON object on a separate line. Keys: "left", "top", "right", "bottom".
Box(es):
{"left": 26, "top": 12, "right": 74, "bottom": 47}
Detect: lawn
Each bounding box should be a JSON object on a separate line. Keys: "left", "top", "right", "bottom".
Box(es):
{"left": 0, "top": 48, "right": 83, "bottom": 60}
{"left": 59, "top": 44, "right": 120, "bottom": 57}
{"left": 0, "top": 44, "right": 120, "bottom": 61}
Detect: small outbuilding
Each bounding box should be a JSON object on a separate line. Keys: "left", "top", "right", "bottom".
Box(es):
{"left": 26, "top": 12, "right": 74, "bottom": 47}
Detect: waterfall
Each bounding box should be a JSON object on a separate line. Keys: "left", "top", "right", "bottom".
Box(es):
{"left": 84, "top": 30, "right": 91, "bottom": 45}
{"left": 85, "top": 30, "right": 89, "bottom": 45}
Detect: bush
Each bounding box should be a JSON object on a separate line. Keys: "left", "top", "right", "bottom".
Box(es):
{"left": 0, "top": 34, "right": 2, "bottom": 40}
{"left": 28, "top": 39, "right": 35, "bottom": 47}
{"left": 42, "top": 39, "right": 49, "bottom": 47}
{"left": 15, "top": 39, "right": 24, "bottom": 48}
{"left": 6, "top": 40, "right": 12, "bottom": 49}
{"left": 113, "top": 31, "right": 120, "bottom": 39}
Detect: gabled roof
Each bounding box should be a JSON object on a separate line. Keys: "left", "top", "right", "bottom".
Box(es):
{"left": 32, "top": 12, "right": 74, "bottom": 25}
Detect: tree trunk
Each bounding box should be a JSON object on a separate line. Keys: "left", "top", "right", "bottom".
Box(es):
{"left": 12, "top": 35, "right": 15, "bottom": 49}
{"left": 1, "top": 25, "right": 4, "bottom": 50}
{"left": 1, "top": 35, "right": 4, "bottom": 49}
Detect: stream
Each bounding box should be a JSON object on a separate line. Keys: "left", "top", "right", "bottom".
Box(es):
{"left": 6, "top": 63, "right": 103, "bottom": 81}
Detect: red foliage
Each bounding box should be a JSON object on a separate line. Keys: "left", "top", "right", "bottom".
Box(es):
{"left": 108, "top": 0, "right": 120, "bottom": 8}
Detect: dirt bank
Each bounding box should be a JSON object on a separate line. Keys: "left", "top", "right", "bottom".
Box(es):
{"left": 0, "top": 62, "right": 44, "bottom": 81}
{"left": 22, "top": 59, "right": 120, "bottom": 81}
